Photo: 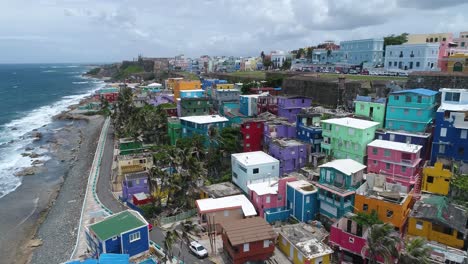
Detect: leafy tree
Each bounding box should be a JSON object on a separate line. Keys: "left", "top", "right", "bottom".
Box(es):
{"left": 384, "top": 33, "right": 409, "bottom": 54}
{"left": 296, "top": 48, "right": 305, "bottom": 59}
{"left": 137, "top": 105, "right": 168, "bottom": 144}
{"left": 111, "top": 86, "right": 135, "bottom": 138}
{"left": 306, "top": 47, "right": 314, "bottom": 59}
{"left": 361, "top": 223, "right": 400, "bottom": 264}
{"left": 399, "top": 237, "right": 432, "bottom": 264}
{"left": 351, "top": 210, "right": 383, "bottom": 227}
{"left": 281, "top": 59, "right": 292, "bottom": 70}
{"left": 99, "top": 97, "right": 111, "bottom": 117}
{"left": 163, "top": 230, "right": 179, "bottom": 262}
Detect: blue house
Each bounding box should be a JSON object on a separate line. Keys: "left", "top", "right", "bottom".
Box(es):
{"left": 385, "top": 88, "right": 439, "bottom": 133}
{"left": 431, "top": 88, "right": 468, "bottom": 164}
{"left": 296, "top": 109, "right": 323, "bottom": 153}
{"left": 286, "top": 180, "right": 319, "bottom": 222}
{"left": 180, "top": 115, "right": 230, "bottom": 146}
{"left": 316, "top": 159, "right": 366, "bottom": 220}
{"left": 375, "top": 129, "right": 433, "bottom": 162}
{"left": 201, "top": 79, "right": 227, "bottom": 90}
{"left": 86, "top": 210, "right": 149, "bottom": 258}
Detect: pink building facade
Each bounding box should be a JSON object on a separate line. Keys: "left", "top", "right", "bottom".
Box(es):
{"left": 367, "top": 139, "right": 422, "bottom": 192}
{"left": 247, "top": 177, "right": 297, "bottom": 218}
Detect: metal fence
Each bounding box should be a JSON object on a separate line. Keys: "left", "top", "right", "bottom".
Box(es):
{"left": 159, "top": 209, "right": 197, "bottom": 225}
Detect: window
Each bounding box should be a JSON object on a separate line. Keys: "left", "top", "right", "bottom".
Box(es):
{"left": 112, "top": 236, "right": 118, "bottom": 241}
{"left": 224, "top": 210, "right": 229, "bottom": 217}
{"left": 373, "top": 160, "right": 378, "bottom": 165}
{"left": 388, "top": 61, "right": 392, "bottom": 67}
{"left": 243, "top": 243, "right": 250, "bottom": 252}
{"left": 389, "top": 134, "right": 395, "bottom": 141}
{"left": 129, "top": 232, "right": 141, "bottom": 243}
{"left": 440, "top": 128, "right": 447, "bottom": 137}
{"left": 386, "top": 210, "right": 394, "bottom": 218}
{"left": 416, "top": 221, "right": 423, "bottom": 230}
{"left": 386, "top": 163, "right": 391, "bottom": 170}
{"left": 417, "top": 110, "right": 422, "bottom": 116}
{"left": 427, "top": 176, "right": 434, "bottom": 183}
{"left": 388, "top": 121, "right": 393, "bottom": 128}
{"left": 238, "top": 165, "right": 247, "bottom": 173}
{"left": 306, "top": 196, "right": 310, "bottom": 203}
{"left": 246, "top": 134, "right": 250, "bottom": 139}
{"left": 263, "top": 240, "right": 270, "bottom": 248}
{"left": 253, "top": 168, "right": 259, "bottom": 174}
{"left": 439, "top": 145, "right": 445, "bottom": 153}
{"left": 461, "top": 130, "right": 467, "bottom": 139}
{"left": 349, "top": 237, "right": 355, "bottom": 243}
{"left": 348, "top": 128, "right": 355, "bottom": 135}
{"left": 233, "top": 172, "right": 238, "bottom": 179}
{"left": 416, "top": 61, "right": 420, "bottom": 67}
{"left": 406, "top": 136, "right": 411, "bottom": 143}
{"left": 384, "top": 149, "right": 391, "bottom": 157}
{"left": 363, "top": 204, "right": 368, "bottom": 211}
{"left": 372, "top": 148, "right": 378, "bottom": 155}
{"left": 459, "top": 147, "right": 465, "bottom": 156}
{"left": 246, "top": 143, "right": 250, "bottom": 148}
{"left": 394, "top": 61, "right": 397, "bottom": 66}
{"left": 394, "top": 95, "right": 399, "bottom": 100}
{"left": 266, "top": 196, "right": 271, "bottom": 203}
{"left": 402, "top": 166, "right": 407, "bottom": 173}
{"left": 445, "top": 92, "right": 461, "bottom": 102}
{"left": 298, "top": 253, "right": 303, "bottom": 261}
{"left": 360, "top": 104, "right": 365, "bottom": 110}
{"left": 404, "top": 109, "right": 409, "bottom": 114}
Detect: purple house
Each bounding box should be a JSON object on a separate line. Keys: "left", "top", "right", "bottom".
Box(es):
{"left": 121, "top": 171, "right": 150, "bottom": 202}
{"left": 277, "top": 96, "right": 312, "bottom": 123}
{"left": 263, "top": 120, "right": 296, "bottom": 147}
{"left": 269, "top": 138, "right": 308, "bottom": 176}
{"left": 149, "top": 93, "right": 175, "bottom": 106}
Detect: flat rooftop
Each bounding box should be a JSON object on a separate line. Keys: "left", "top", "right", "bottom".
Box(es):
{"left": 319, "top": 159, "right": 366, "bottom": 175}
{"left": 199, "top": 182, "right": 242, "bottom": 198}
{"left": 232, "top": 151, "right": 279, "bottom": 166}
{"left": 179, "top": 115, "right": 228, "bottom": 124}
{"left": 275, "top": 223, "right": 333, "bottom": 260}
{"left": 196, "top": 194, "right": 257, "bottom": 217}
{"left": 321, "top": 117, "right": 379, "bottom": 130}
{"left": 271, "top": 138, "right": 305, "bottom": 148}
{"left": 368, "top": 139, "right": 422, "bottom": 153}
{"left": 88, "top": 210, "right": 147, "bottom": 241}
{"left": 287, "top": 180, "right": 317, "bottom": 194}
{"left": 248, "top": 180, "right": 279, "bottom": 196}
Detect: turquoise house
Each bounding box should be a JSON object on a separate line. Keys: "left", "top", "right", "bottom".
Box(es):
{"left": 316, "top": 159, "right": 366, "bottom": 220}
{"left": 385, "top": 88, "right": 439, "bottom": 133}
{"left": 180, "top": 115, "right": 230, "bottom": 146}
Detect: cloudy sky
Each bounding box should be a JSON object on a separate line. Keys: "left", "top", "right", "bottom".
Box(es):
{"left": 0, "top": 0, "right": 467, "bottom": 63}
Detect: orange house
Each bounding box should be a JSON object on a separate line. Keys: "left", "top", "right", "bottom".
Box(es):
{"left": 354, "top": 173, "right": 414, "bottom": 230}
{"left": 173, "top": 80, "right": 201, "bottom": 99}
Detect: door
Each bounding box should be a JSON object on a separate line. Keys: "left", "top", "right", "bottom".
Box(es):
{"left": 369, "top": 107, "right": 374, "bottom": 118}
{"left": 290, "top": 246, "right": 294, "bottom": 260}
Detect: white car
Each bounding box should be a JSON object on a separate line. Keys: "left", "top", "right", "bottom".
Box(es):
{"left": 189, "top": 241, "right": 208, "bottom": 258}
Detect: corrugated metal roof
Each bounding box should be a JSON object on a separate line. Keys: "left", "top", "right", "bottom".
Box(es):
{"left": 391, "top": 88, "right": 439, "bottom": 96}
{"left": 222, "top": 217, "right": 276, "bottom": 245}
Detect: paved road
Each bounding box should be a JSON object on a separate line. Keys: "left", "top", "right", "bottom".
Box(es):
{"left": 95, "top": 125, "right": 208, "bottom": 264}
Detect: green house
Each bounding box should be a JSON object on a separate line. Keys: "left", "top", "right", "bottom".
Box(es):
{"left": 119, "top": 138, "right": 145, "bottom": 155}
{"left": 168, "top": 117, "right": 182, "bottom": 146}
{"left": 178, "top": 97, "right": 212, "bottom": 117}
{"left": 321, "top": 117, "right": 379, "bottom": 163}
{"left": 354, "top": 96, "right": 387, "bottom": 128}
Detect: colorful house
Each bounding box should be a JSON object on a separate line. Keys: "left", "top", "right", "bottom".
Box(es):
{"left": 211, "top": 86, "right": 240, "bottom": 111}
{"left": 257, "top": 95, "right": 278, "bottom": 115}
{"left": 240, "top": 120, "right": 264, "bottom": 152}
{"left": 247, "top": 177, "right": 297, "bottom": 218}
{"left": 179, "top": 115, "right": 230, "bottom": 146}
{"left": 179, "top": 89, "right": 205, "bottom": 98}
{"left": 240, "top": 94, "right": 266, "bottom": 117}
{"left": 167, "top": 117, "right": 182, "bottom": 145}
{"left": 431, "top": 88, "right": 468, "bottom": 164}
{"left": 249, "top": 87, "right": 282, "bottom": 96}
{"left": 354, "top": 173, "right": 414, "bottom": 230}
{"left": 195, "top": 194, "right": 257, "bottom": 232}
{"left": 231, "top": 151, "right": 280, "bottom": 193}
{"left": 447, "top": 53, "right": 468, "bottom": 73}
{"left": 263, "top": 119, "right": 296, "bottom": 147}
{"left": 408, "top": 194, "right": 468, "bottom": 249}
{"left": 329, "top": 215, "right": 369, "bottom": 263}
{"left": 286, "top": 180, "right": 319, "bottom": 222}
{"left": 165, "top": 77, "right": 183, "bottom": 90}
{"left": 367, "top": 139, "right": 423, "bottom": 192}
{"left": 94, "top": 87, "right": 119, "bottom": 103}
{"left": 221, "top": 217, "right": 276, "bottom": 264}
{"left": 277, "top": 96, "right": 312, "bottom": 123}
{"left": 316, "top": 159, "right": 366, "bottom": 220}
{"left": 276, "top": 223, "right": 333, "bottom": 264}
{"left": 269, "top": 138, "right": 308, "bottom": 176}
{"left": 118, "top": 138, "right": 145, "bottom": 155}
{"left": 176, "top": 97, "right": 212, "bottom": 117}
{"left": 321, "top": 117, "right": 380, "bottom": 163}
{"left": 375, "top": 129, "right": 433, "bottom": 162}
{"left": 202, "top": 78, "right": 227, "bottom": 90}
{"left": 422, "top": 162, "right": 452, "bottom": 196}
{"left": 117, "top": 153, "right": 153, "bottom": 177}
{"left": 354, "top": 96, "right": 387, "bottom": 128}
{"left": 173, "top": 80, "right": 201, "bottom": 99}
{"left": 121, "top": 171, "right": 149, "bottom": 202}
{"left": 296, "top": 109, "right": 323, "bottom": 153}
{"left": 385, "top": 88, "right": 439, "bottom": 133}
{"left": 85, "top": 210, "right": 149, "bottom": 258}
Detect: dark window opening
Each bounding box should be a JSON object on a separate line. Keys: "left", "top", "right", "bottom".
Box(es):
{"left": 427, "top": 176, "right": 434, "bottom": 183}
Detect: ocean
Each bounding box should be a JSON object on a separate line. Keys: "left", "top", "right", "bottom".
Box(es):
{"left": 0, "top": 64, "right": 105, "bottom": 198}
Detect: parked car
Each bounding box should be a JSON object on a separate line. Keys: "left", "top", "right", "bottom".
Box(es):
{"left": 349, "top": 69, "right": 358, "bottom": 74}
{"left": 398, "top": 72, "right": 409, "bottom": 77}
{"left": 148, "top": 223, "right": 153, "bottom": 232}
{"left": 361, "top": 70, "right": 369, "bottom": 75}
{"left": 189, "top": 241, "right": 208, "bottom": 258}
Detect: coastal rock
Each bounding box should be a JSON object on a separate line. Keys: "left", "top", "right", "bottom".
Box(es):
{"left": 31, "top": 160, "right": 44, "bottom": 165}
{"left": 14, "top": 167, "right": 36, "bottom": 176}
{"left": 25, "top": 147, "right": 34, "bottom": 151}
{"left": 29, "top": 152, "right": 41, "bottom": 158}
{"left": 29, "top": 239, "right": 43, "bottom": 248}
{"left": 32, "top": 132, "right": 42, "bottom": 140}
{"left": 11, "top": 127, "right": 17, "bottom": 130}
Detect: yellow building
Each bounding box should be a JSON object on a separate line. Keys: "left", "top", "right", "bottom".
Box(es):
{"left": 215, "top": 83, "right": 235, "bottom": 90}
{"left": 408, "top": 194, "right": 467, "bottom": 249}
{"left": 407, "top": 33, "right": 453, "bottom": 44}
{"left": 165, "top": 77, "right": 183, "bottom": 90}
{"left": 446, "top": 53, "right": 468, "bottom": 73}
{"left": 117, "top": 152, "right": 154, "bottom": 176}
{"left": 354, "top": 174, "right": 414, "bottom": 230}
{"left": 173, "top": 80, "right": 201, "bottom": 99}
{"left": 422, "top": 162, "right": 452, "bottom": 195}
{"left": 275, "top": 224, "right": 333, "bottom": 264}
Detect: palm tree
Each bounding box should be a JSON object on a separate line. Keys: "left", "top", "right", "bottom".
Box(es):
{"left": 399, "top": 237, "right": 431, "bottom": 264}
{"left": 163, "top": 230, "right": 179, "bottom": 263}
{"left": 361, "top": 223, "right": 400, "bottom": 264}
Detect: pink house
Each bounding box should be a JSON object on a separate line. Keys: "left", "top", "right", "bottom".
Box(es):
{"left": 367, "top": 139, "right": 422, "bottom": 192}
{"left": 247, "top": 177, "right": 297, "bottom": 218}
{"left": 330, "top": 216, "right": 368, "bottom": 259}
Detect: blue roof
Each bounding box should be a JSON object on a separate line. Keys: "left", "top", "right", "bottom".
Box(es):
{"left": 356, "top": 95, "right": 372, "bottom": 102}
{"left": 390, "top": 88, "right": 438, "bottom": 96}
